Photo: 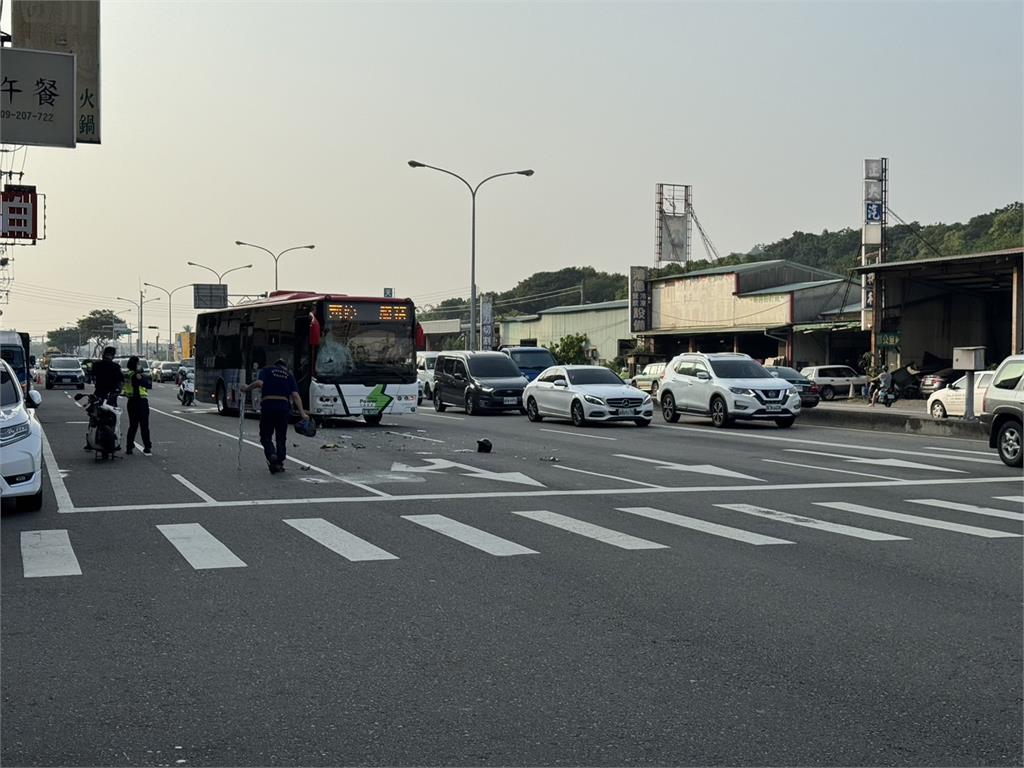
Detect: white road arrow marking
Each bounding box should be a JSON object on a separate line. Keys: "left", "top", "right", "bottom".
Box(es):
{"left": 613, "top": 453, "right": 762, "bottom": 481}
{"left": 390, "top": 458, "right": 544, "bottom": 487}
{"left": 786, "top": 449, "right": 965, "bottom": 473}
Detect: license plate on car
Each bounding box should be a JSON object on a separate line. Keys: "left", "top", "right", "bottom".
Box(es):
{"left": 503, "top": 397, "right": 517, "bottom": 405}
{"left": 766, "top": 404, "right": 782, "bottom": 412}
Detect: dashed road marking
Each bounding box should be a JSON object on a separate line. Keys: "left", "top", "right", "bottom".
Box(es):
{"left": 716, "top": 503, "right": 909, "bottom": 541}
{"left": 403, "top": 514, "right": 538, "bottom": 556}
{"left": 618, "top": 506, "right": 793, "bottom": 546}
{"left": 284, "top": 518, "right": 398, "bottom": 561}
{"left": 157, "top": 523, "right": 247, "bottom": 569}
{"left": 21, "top": 530, "right": 82, "bottom": 578}
{"left": 512, "top": 509, "right": 668, "bottom": 550}
{"left": 814, "top": 502, "right": 1022, "bottom": 538}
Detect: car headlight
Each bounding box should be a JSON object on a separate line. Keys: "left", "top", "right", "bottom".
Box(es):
{"left": 643, "top": 395, "right": 652, "bottom": 404}
{"left": 583, "top": 394, "right": 604, "bottom": 406}
{"left": 729, "top": 387, "right": 754, "bottom": 396}
{"left": 479, "top": 386, "right": 494, "bottom": 394}
{"left": 0, "top": 420, "right": 31, "bottom": 446}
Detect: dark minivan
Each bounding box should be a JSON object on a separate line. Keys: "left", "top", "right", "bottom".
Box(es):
{"left": 433, "top": 351, "right": 529, "bottom": 415}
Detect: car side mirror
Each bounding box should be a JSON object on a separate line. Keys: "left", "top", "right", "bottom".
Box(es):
{"left": 696, "top": 371, "right": 711, "bottom": 381}
{"left": 27, "top": 390, "right": 42, "bottom": 408}
{"left": 553, "top": 379, "right": 567, "bottom": 388}
{"left": 454, "top": 372, "right": 464, "bottom": 381}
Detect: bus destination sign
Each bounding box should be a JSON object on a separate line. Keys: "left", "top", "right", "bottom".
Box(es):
{"left": 327, "top": 302, "right": 410, "bottom": 322}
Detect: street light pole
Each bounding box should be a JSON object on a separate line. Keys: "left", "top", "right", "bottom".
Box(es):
{"left": 186, "top": 261, "right": 253, "bottom": 285}
{"left": 144, "top": 281, "right": 191, "bottom": 361}
{"left": 116, "top": 294, "right": 161, "bottom": 356}
{"left": 234, "top": 241, "right": 316, "bottom": 292}
{"left": 407, "top": 161, "right": 534, "bottom": 350}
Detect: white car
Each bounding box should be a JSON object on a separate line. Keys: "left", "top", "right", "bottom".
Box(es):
{"left": 798, "top": 364, "right": 868, "bottom": 401}
{"left": 659, "top": 352, "right": 801, "bottom": 428}
{"left": 927, "top": 371, "right": 993, "bottom": 419}
{"left": 523, "top": 365, "right": 654, "bottom": 427}
{"left": 1, "top": 359, "right": 44, "bottom": 510}
{"left": 416, "top": 352, "right": 439, "bottom": 400}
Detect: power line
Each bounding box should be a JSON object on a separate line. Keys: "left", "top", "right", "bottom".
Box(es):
{"left": 885, "top": 206, "right": 946, "bottom": 259}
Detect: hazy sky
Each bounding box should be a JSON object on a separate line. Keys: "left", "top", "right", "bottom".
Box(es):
{"left": 2, "top": 0, "right": 1021, "bottom": 342}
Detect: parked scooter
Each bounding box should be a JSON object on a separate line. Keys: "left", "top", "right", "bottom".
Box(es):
{"left": 177, "top": 372, "right": 195, "bottom": 406}
{"left": 877, "top": 386, "right": 900, "bottom": 408}
{"left": 74, "top": 392, "right": 123, "bottom": 460}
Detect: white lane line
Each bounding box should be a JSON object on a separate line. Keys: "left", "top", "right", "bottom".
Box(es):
{"left": 149, "top": 406, "right": 390, "bottom": 498}
{"left": 994, "top": 496, "right": 1024, "bottom": 504}
{"left": 653, "top": 424, "right": 994, "bottom": 460}
{"left": 385, "top": 431, "right": 445, "bottom": 443}
{"left": 171, "top": 474, "right": 217, "bottom": 504}
{"left": 552, "top": 465, "right": 667, "bottom": 488}
{"left": 157, "top": 523, "right": 247, "bottom": 569}
{"left": 512, "top": 509, "right": 669, "bottom": 550}
{"left": 618, "top": 507, "right": 794, "bottom": 546}
{"left": 615, "top": 453, "right": 761, "bottom": 481}
{"left": 65, "top": 420, "right": 89, "bottom": 424}
{"left": 21, "top": 530, "right": 82, "bottom": 578}
{"left": 414, "top": 412, "right": 465, "bottom": 421}
{"left": 284, "top": 518, "right": 398, "bottom": 561}
{"left": 786, "top": 449, "right": 965, "bottom": 473}
{"left": 539, "top": 428, "right": 617, "bottom": 441}
{"left": 926, "top": 446, "right": 997, "bottom": 457}
{"left": 41, "top": 428, "right": 74, "bottom": 513}
{"left": 814, "top": 502, "right": 1023, "bottom": 539}
{"left": 906, "top": 499, "right": 1024, "bottom": 522}
{"left": 716, "top": 503, "right": 909, "bottom": 542}
{"left": 402, "top": 514, "right": 538, "bottom": 556}
{"left": 761, "top": 458, "right": 901, "bottom": 481}
{"left": 133, "top": 442, "right": 151, "bottom": 455}
{"left": 62, "top": 476, "right": 1024, "bottom": 514}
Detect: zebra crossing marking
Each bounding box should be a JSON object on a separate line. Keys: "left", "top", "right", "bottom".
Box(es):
{"left": 156, "top": 523, "right": 247, "bottom": 569}
{"left": 617, "top": 507, "right": 793, "bottom": 546}
{"left": 906, "top": 499, "right": 1024, "bottom": 522}
{"left": 813, "top": 502, "right": 1022, "bottom": 538}
{"left": 20, "top": 530, "right": 82, "bottom": 578}
{"left": 402, "top": 514, "right": 538, "bottom": 556}
{"left": 284, "top": 518, "right": 398, "bottom": 561}
{"left": 511, "top": 510, "right": 669, "bottom": 550}
{"left": 715, "top": 503, "right": 909, "bottom": 541}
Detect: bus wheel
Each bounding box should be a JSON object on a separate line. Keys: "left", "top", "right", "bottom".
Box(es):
{"left": 363, "top": 413, "right": 382, "bottom": 426}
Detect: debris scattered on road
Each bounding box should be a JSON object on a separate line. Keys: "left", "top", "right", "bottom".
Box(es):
{"left": 540, "top": 456, "right": 560, "bottom": 462}
{"left": 353, "top": 443, "right": 366, "bottom": 449}
{"left": 477, "top": 439, "right": 492, "bottom": 453}
{"left": 301, "top": 465, "right": 311, "bottom": 471}
{"left": 320, "top": 443, "right": 339, "bottom": 450}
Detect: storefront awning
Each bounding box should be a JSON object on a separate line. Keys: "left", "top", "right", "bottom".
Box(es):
{"left": 792, "top": 321, "right": 862, "bottom": 333}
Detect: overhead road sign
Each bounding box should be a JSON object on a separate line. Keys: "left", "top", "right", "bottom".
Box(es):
{"left": 194, "top": 283, "right": 228, "bottom": 309}
{"left": 12, "top": 0, "right": 101, "bottom": 144}
{"left": 0, "top": 48, "right": 76, "bottom": 148}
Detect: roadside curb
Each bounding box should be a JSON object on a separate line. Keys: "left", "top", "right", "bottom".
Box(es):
{"left": 801, "top": 405, "right": 988, "bottom": 438}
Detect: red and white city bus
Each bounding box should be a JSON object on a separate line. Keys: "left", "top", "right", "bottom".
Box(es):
{"left": 195, "top": 292, "right": 421, "bottom": 425}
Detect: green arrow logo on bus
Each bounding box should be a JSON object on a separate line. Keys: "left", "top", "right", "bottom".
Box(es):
{"left": 366, "top": 385, "right": 393, "bottom": 413}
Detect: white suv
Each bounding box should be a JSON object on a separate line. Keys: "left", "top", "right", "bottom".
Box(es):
{"left": 658, "top": 352, "right": 801, "bottom": 428}
{"left": 799, "top": 365, "right": 867, "bottom": 401}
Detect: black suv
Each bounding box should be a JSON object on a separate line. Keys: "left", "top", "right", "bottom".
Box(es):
{"left": 433, "top": 351, "right": 529, "bottom": 415}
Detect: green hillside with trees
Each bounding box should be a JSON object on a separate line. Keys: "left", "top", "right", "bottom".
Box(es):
{"left": 418, "top": 202, "right": 1022, "bottom": 322}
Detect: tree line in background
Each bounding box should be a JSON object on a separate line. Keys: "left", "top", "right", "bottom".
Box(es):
{"left": 420, "top": 201, "right": 1023, "bottom": 322}
{"left": 46, "top": 309, "right": 127, "bottom": 355}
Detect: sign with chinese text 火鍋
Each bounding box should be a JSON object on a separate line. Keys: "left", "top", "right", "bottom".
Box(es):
{"left": 1, "top": 186, "right": 39, "bottom": 241}
{"left": 0, "top": 48, "right": 76, "bottom": 148}
{"left": 629, "top": 266, "right": 651, "bottom": 333}
{"left": 13, "top": 0, "right": 100, "bottom": 144}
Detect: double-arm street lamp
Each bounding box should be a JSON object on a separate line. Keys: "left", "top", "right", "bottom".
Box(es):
{"left": 144, "top": 281, "right": 192, "bottom": 361}
{"left": 408, "top": 160, "right": 533, "bottom": 350}
{"left": 116, "top": 294, "right": 161, "bottom": 355}
{"left": 234, "top": 241, "right": 316, "bottom": 292}
{"left": 186, "top": 261, "right": 253, "bottom": 285}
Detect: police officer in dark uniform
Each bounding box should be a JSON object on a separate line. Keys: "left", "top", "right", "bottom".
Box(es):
{"left": 91, "top": 346, "right": 124, "bottom": 405}
{"left": 242, "top": 358, "right": 309, "bottom": 473}
{"left": 124, "top": 355, "right": 153, "bottom": 454}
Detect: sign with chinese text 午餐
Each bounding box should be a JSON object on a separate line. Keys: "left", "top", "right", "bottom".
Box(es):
{"left": 0, "top": 48, "right": 76, "bottom": 148}
{"left": 12, "top": 0, "right": 101, "bottom": 144}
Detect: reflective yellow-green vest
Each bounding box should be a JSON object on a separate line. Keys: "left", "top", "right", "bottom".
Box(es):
{"left": 125, "top": 371, "right": 149, "bottom": 399}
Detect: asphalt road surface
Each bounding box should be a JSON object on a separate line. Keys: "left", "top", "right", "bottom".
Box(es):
{"left": 3, "top": 383, "right": 1022, "bottom": 766}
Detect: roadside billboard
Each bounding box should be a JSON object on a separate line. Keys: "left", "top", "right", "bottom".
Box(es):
{"left": 0, "top": 48, "right": 76, "bottom": 148}
{"left": 12, "top": 0, "right": 101, "bottom": 144}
